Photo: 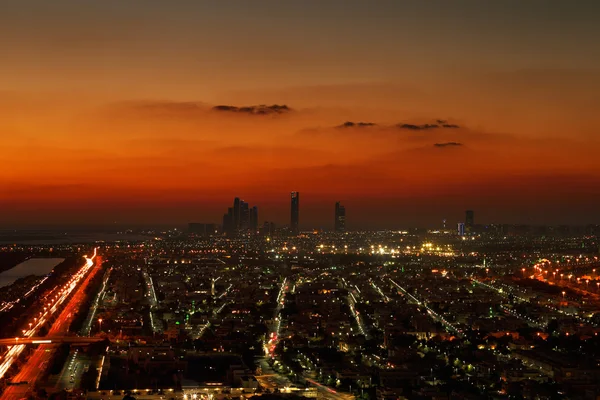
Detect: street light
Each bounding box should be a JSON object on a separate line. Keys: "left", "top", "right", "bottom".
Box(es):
{"left": 98, "top": 318, "right": 103, "bottom": 332}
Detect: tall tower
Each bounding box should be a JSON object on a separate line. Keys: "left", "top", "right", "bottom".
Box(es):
{"left": 249, "top": 206, "right": 259, "bottom": 232}
{"left": 465, "top": 210, "right": 474, "bottom": 233}
{"left": 291, "top": 191, "right": 300, "bottom": 235}
{"left": 233, "top": 197, "right": 241, "bottom": 229}
{"left": 335, "top": 202, "right": 346, "bottom": 232}
{"left": 240, "top": 200, "right": 249, "bottom": 230}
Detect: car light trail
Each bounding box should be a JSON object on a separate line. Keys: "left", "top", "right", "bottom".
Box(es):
{"left": 0, "top": 248, "right": 97, "bottom": 379}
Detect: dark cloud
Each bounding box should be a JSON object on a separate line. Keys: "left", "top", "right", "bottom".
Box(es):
{"left": 336, "top": 121, "right": 377, "bottom": 128}
{"left": 397, "top": 121, "right": 460, "bottom": 130}
{"left": 212, "top": 104, "right": 291, "bottom": 115}
{"left": 433, "top": 142, "right": 463, "bottom": 148}
{"left": 398, "top": 123, "right": 439, "bottom": 130}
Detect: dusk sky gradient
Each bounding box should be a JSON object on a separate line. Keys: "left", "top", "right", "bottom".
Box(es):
{"left": 1, "top": 1, "right": 600, "bottom": 229}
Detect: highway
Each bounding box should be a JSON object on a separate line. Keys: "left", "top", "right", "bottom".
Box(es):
{"left": 81, "top": 266, "right": 112, "bottom": 336}
{"left": 0, "top": 337, "right": 103, "bottom": 346}
{"left": 0, "top": 276, "right": 49, "bottom": 313}
{"left": 142, "top": 271, "right": 161, "bottom": 334}
{"left": 1, "top": 250, "right": 101, "bottom": 400}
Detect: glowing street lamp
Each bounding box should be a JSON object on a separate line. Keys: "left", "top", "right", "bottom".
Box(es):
{"left": 98, "top": 318, "right": 103, "bottom": 332}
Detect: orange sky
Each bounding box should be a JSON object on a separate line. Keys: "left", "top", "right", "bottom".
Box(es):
{"left": 1, "top": 1, "right": 600, "bottom": 228}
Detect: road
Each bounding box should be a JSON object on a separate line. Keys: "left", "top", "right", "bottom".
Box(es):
{"left": 0, "top": 249, "right": 98, "bottom": 380}
{"left": 142, "top": 270, "right": 162, "bottom": 334}
{"left": 0, "top": 337, "right": 103, "bottom": 346}
{"left": 81, "top": 266, "right": 112, "bottom": 336}
{"left": 54, "top": 349, "right": 90, "bottom": 391}
{"left": 389, "top": 278, "right": 463, "bottom": 337}
{"left": 1, "top": 251, "right": 102, "bottom": 400}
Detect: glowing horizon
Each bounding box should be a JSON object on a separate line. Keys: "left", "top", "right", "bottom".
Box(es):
{"left": 1, "top": 1, "right": 600, "bottom": 228}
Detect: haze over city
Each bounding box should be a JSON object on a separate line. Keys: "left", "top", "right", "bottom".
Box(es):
{"left": 2, "top": 1, "right": 600, "bottom": 228}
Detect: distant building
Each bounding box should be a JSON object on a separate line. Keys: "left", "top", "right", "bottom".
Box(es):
{"left": 465, "top": 210, "right": 474, "bottom": 232}
{"left": 188, "top": 223, "right": 217, "bottom": 237}
{"left": 239, "top": 200, "right": 249, "bottom": 230}
{"left": 223, "top": 198, "right": 259, "bottom": 236}
{"left": 233, "top": 197, "right": 241, "bottom": 230}
{"left": 260, "top": 221, "right": 276, "bottom": 236}
{"left": 457, "top": 222, "right": 465, "bottom": 236}
{"left": 249, "top": 206, "right": 259, "bottom": 232}
{"left": 291, "top": 191, "right": 300, "bottom": 235}
{"left": 334, "top": 202, "right": 346, "bottom": 232}
{"left": 222, "top": 207, "right": 235, "bottom": 236}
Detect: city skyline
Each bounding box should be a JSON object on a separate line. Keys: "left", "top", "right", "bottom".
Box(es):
{"left": 1, "top": 1, "right": 600, "bottom": 228}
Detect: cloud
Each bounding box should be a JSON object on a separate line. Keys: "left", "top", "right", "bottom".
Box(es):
{"left": 328, "top": 120, "right": 461, "bottom": 131}
{"left": 336, "top": 121, "right": 377, "bottom": 128}
{"left": 433, "top": 142, "right": 463, "bottom": 148}
{"left": 398, "top": 123, "right": 439, "bottom": 130}
{"left": 211, "top": 104, "right": 292, "bottom": 115}
{"left": 397, "top": 121, "right": 461, "bottom": 130}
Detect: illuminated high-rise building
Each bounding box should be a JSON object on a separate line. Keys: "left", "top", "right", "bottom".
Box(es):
{"left": 457, "top": 222, "right": 465, "bottom": 236}
{"left": 334, "top": 202, "right": 346, "bottom": 232}
{"left": 291, "top": 191, "right": 300, "bottom": 235}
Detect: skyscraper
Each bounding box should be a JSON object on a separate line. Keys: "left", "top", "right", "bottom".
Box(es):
{"left": 457, "top": 222, "right": 465, "bottom": 236}
{"left": 465, "top": 210, "right": 474, "bottom": 232}
{"left": 240, "top": 200, "right": 249, "bottom": 230}
{"left": 249, "top": 206, "right": 259, "bottom": 232}
{"left": 233, "top": 197, "right": 241, "bottom": 230}
{"left": 290, "top": 191, "right": 300, "bottom": 235}
{"left": 223, "top": 207, "right": 235, "bottom": 236}
{"left": 334, "top": 202, "right": 346, "bottom": 232}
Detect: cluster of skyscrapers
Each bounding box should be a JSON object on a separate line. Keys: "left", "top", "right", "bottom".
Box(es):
{"left": 188, "top": 192, "right": 347, "bottom": 237}
{"left": 222, "top": 197, "right": 259, "bottom": 236}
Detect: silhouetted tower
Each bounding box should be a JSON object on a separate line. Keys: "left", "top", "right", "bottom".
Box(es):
{"left": 233, "top": 197, "right": 241, "bottom": 229}
{"left": 335, "top": 202, "right": 346, "bottom": 232}
{"left": 291, "top": 191, "right": 300, "bottom": 235}
{"left": 465, "top": 210, "right": 474, "bottom": 233}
